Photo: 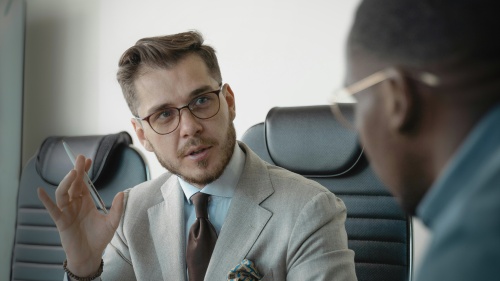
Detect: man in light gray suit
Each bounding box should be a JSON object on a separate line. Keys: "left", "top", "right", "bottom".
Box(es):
{"left": 38, "top": 31, "right": 357, "bottom": 281}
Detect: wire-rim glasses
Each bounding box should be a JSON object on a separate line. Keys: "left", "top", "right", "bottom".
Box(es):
{"left": 136, "top": 84, "right": 224, "bottom": 135}
{"left": 329, "top": 68, "right": 439, "bottom": 129}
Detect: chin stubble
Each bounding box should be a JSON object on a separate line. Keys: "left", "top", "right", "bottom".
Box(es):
{"left": 153, "top": 121, "right": 237, "bottom": 186}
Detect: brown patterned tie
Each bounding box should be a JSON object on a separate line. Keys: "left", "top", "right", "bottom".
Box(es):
{"left": 186, "top": 192, "right": 218, "bottom": 281}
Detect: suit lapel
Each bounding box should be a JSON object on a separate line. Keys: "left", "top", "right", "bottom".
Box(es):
{"left": 148, "top": 176, "right": 187, "bottom": 281}
{"left": 205, "top": 144, "right": 274, "bottom": 280}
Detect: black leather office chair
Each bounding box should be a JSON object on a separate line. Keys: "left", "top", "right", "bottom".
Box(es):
{"left": 10, "top": 131, "right": 150, "bottom": 281}
{"left": 241, "top": 105, "right": 413, "bottom": 281}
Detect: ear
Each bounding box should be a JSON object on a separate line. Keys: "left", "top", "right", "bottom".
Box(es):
{"left": 224, "top": 84, "right": 236, "bottom": 121}
{"left": 131, "top": 118, "right": 154, "bottom": 152}
{"left": 383, "top": 68, "right": 419, "bottom": 132}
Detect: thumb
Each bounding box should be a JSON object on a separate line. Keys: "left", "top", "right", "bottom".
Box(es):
{"left": 107, "top": 192, "right": 125, "bottom": 230}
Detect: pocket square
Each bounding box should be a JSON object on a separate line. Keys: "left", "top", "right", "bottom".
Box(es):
{"left": 227, "top": 259, "right": 263, "bottom": 281}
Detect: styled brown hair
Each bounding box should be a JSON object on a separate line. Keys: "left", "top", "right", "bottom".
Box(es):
{"left": 117, "top": 30, "right": 222, "bottom": 116}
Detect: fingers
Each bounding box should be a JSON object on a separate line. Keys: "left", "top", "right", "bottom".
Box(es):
{"left": 38, "top": 187, "right": 62, "bottom": 222}
{"left": 85, "top": 157, "right": 92, "bottom": 173}
{"left": 37, "top": 156, "right": 100, "bottom": 231}
{"left": 68, "top": 155, "right": 89, "bottom": 198}
{"left": 81, "top": 157, "right": 93, "bottom": 197}
{"left": 55, "top": 169, "right": 78, "bottom": 209}
{"left": 74, "top": 155, "right": 87, "bottom": 184}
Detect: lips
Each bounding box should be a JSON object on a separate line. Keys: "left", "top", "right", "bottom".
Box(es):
{"left": 187, "top": 146, "right": 209, "bottom": 156}
{"left": 178, "top": 138, "right": 218, "bottom": 159}
{"left": 184, "top": 145, "right": 211, "bottom": 157}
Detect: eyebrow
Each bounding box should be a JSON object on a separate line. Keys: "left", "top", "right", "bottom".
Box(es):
{"left": 144, "top": 84, "right": 219, "bottom": 117}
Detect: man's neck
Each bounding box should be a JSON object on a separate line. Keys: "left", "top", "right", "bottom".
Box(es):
{"left": 178, "top": 143, "right": 245, "bottom": 195}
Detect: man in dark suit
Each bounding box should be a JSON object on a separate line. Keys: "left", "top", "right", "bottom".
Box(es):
{"left": 332, "top": 0, "right": 500, "bottom": 280}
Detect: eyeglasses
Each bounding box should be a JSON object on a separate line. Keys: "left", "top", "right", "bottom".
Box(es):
{"left": 329, "top": 68, "right": 440, "bottom": 129}
{"left": 136, "top": 84, "right": 224, "bottom": 135}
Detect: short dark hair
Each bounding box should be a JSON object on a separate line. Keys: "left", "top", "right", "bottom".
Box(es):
{"left": 348, "top": 0, "right": 499, "bottom": 67}
{"left": 117, "top": 30, "right": 222, "bottom": 116}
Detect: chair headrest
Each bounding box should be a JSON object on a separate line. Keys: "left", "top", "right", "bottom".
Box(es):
{"left": 35, "top": 131, "right": 133, "bottom": 187}
{"left": 264, "top": 105, "right": 362, "bottom": 176}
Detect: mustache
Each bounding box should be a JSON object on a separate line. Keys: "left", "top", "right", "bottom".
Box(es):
{"left": 177, "top": 137, "right": 218, "bottom": 158}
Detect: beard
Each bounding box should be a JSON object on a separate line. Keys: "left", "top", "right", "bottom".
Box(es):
{"left": 152, "top": 120, "right": 237, "bottom": 186}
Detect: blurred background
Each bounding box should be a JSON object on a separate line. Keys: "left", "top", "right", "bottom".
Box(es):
{"left": 0, "top": 0, "right": 430, "bottom": 279}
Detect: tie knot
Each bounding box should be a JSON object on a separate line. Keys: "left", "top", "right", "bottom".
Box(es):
{"left": 191, "top": 192, "right": 210, "bottom": 219}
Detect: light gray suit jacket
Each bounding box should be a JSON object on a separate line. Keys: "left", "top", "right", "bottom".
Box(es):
{"left": 101, "top": 143, "right": 357, "bottom": 280}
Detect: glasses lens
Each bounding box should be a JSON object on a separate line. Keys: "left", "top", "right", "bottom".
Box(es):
{"left": 149, "top": 108, "right": 180, "bottom": 134}
{"left": 189, "top": 92, "right": 220, "bottom": 119}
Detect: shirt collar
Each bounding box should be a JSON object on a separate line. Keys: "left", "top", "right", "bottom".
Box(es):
{"left": 179, "top": 143, "right": 246, "bottom": 203}
{"left": 417, "top": 104, "right": 500, "bottom": 227}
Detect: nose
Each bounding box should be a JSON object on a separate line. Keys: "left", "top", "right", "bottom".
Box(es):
{"left": 177, "top": 107, "right": 203, "bottom": 137}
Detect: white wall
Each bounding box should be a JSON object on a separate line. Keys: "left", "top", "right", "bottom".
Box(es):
{"left": 95, "top": 0, "right": 360, "bottom": 177}
{"left": 1, "top": 0, "right": 430, "bottom": 279}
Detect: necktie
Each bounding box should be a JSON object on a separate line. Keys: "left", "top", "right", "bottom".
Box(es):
{"left": 187, "top": 192, "right": 218, "bottom": 281}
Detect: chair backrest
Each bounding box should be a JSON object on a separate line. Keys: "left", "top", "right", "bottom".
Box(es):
{"left": 241, "top": 105, "right": 413, "bottom": 281}
{"left": 10, "top": 131, "right": 150, "bottom": 281}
